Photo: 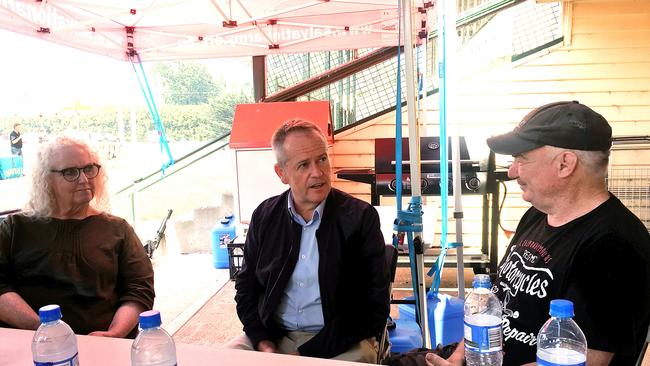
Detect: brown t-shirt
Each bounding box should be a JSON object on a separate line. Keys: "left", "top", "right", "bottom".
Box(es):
{"left": 0, "top": 213, "right": 155, "bottom": 336}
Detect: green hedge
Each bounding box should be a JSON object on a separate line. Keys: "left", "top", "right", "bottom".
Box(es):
{"left": 0, "top": 91, "right": 250, "bottom": 142}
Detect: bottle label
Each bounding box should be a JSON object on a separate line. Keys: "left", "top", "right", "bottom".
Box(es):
{"left": 537, "top": 359, "right": 585, "bottom": 366}
{"left": 537, "top": 348, "right": 586, "bottom": 366}
{"left": 34, "top": 352, "right": 79, "bottom": 366}
{"left": 464, "top": 321, "right": 502, "bottom": 353}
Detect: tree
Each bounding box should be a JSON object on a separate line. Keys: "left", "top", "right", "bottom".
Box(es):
{"left": 208, "top": 86, "right": 252, "bottom": 135}
{"left": 153, "top": 62, "right": 219, "bottom": 105}
{"left": 0, "top": 61, "right": 254, "bottom": 142}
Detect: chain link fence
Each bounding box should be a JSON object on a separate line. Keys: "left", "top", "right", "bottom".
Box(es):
{"left": 608, "top": 167, "right": 650, "bottom": 232}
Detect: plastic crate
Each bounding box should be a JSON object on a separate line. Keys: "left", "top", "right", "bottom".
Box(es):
{"left": 227, "top": 242, "right": 244, "bottom": 280}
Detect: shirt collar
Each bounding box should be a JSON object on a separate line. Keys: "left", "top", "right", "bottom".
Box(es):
{"left": 287, "top": 193, "right": 326, "bottom": 226}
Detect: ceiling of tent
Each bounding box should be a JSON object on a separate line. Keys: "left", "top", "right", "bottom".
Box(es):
{"left": 0, "top": 0, "right": 431, "bottom": 62}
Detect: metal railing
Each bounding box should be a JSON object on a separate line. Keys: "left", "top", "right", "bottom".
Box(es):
{"left": 608, "top": 138, "right": 650, "bottom": 232}
{"left": 608, "top": 169, "right": 650, "bottom": 232}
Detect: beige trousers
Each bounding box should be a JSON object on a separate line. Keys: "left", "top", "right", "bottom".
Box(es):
{"left": 223, "top": 331, "right": 378, "bottom": 363}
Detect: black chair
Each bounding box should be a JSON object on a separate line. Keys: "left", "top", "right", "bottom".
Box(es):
{"left": 377, "top": 244, "right": 399, "bottom": 364}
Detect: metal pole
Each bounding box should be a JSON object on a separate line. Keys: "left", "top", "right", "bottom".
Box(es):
{"left": 130, "top": 190, "right": 137, "bottom": 230}
{"left": 252, "top": 55, "right": 266, "bottom": 102}
{"left": 443, "top": 0, "right": 465, "bottom": 299}
{"left": 402, "top": 0, "right": 430, "bottom": 349}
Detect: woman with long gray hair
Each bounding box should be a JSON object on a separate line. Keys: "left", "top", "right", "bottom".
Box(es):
{"left": 0, "top": 136, "right": 154, "bottom": 338}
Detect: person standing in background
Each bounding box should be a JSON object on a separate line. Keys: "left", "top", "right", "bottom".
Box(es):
{"left": 10, "top": 123, "right": 23, "bottom": 156}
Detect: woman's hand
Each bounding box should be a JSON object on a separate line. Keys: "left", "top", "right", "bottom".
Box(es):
{"left": 88, "top": 330, "right": 119, "bottom": 337}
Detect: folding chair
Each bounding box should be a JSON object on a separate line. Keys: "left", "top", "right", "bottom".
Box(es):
{"left": 378, "top": 244, "right": 399, "bottom": 364}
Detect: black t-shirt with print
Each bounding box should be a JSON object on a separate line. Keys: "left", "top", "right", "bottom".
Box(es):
{"left": 494, "top": 194, "right": 650, "bottom": 366}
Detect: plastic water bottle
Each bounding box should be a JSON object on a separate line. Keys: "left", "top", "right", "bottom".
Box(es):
{"left": 131, "top": 310, "right": 177, "bottom": 366}
{"left": 537, "top": 299, "right": 587, "bottom": 366}
{"left": 464, "top": 274, "right": 503, "bottom": 366}
{"left": 32, "top": 304, "right": 80, "bottom": 366}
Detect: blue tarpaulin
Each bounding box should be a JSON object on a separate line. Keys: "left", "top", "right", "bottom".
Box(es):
{"left": 0, "top": 156, "right": 23, "bottom": 180}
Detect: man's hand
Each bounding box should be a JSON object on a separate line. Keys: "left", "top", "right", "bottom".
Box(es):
{"left": 256, "top": 340, "right": 277, "bottom": 353}
{"left": 425, "top": 340, "right": 465, "bottom": 366}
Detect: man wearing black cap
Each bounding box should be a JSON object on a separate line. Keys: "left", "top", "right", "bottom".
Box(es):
{"left": 426, "top": 102, "right": 650, "bottom": 366}
{"left": 490, "top": 101, "right": 650, "bottom": 365}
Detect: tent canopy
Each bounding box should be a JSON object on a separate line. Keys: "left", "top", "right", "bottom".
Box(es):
{"left": 1, "top": 0, "right": 430, "bottom": 62}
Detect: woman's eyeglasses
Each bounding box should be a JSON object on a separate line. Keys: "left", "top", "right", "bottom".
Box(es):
{"left": 50, "top": 163, "right": 101, "bottom": 182}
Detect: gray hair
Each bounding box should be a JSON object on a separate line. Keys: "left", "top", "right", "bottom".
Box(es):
{"left": 271, "top": 119, "right": 327, "bottom": 166}
{"left": 25, "top": 136, "right": 110, "bottom": 217}
{"left": 571, "top": 149, "right": 610, "bottom": 176}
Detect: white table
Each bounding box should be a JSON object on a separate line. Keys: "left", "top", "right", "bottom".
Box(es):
{"left": 0, "top": 328, "right": 367, "bottom": 365}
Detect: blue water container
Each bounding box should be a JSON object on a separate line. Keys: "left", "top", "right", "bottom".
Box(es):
{"left": 388, "top": 318, "right": 423, "bottom": 353}
{"left": 397, "top": 292, "right": 464, "bottom": 347}
{"left": 211, "top": 216, "right": 236, "bottom": 269}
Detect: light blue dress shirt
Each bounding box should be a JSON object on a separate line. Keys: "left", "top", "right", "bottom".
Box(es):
{"left": 274, "top": 195, "right": 326, "bottom": 332}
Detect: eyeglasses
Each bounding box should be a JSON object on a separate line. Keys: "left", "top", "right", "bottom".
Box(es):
{"left": 50, "top": 163, "right": 101, "bottom": 182}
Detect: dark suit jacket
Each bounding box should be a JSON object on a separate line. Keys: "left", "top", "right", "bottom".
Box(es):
{"left": 235, "top": 188, "right": 389, "bottom": 358}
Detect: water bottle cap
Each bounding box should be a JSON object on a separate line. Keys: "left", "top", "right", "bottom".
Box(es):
{"left": 139, "top": 310, "right": 162, "bottom": 329}
{"left": 472, "top": 274, "right": 491, "bottom": 289}
{"left": 39, "top": 304, "right": 62, "bottom": 323}
{"left": 549, "top": 299, "right": 574, "bottom": 318}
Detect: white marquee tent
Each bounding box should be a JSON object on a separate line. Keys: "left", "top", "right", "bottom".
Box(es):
{"left": 1, "top": 0, "right": 430, "bottom": 61}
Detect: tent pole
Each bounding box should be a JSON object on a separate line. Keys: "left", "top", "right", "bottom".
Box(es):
{"left": 402, "top": 0, "right": 430, "bottom": 349}
{"left": 436, "top": 0, "right": 465, "bottom": 300}
{"left": 443, "top": 0, "right": 465, "bottom": 300}
{"left": 252, "top": 55, "right": 266, "bottom": 102}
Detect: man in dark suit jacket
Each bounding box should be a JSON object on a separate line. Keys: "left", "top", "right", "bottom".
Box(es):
{"left": 226, "top": 119, "right": 390, "bottom": 363}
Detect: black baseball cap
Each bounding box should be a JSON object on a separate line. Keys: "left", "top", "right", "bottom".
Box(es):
{"left": 486, "top": 101, "right": 612, "bottom": 155}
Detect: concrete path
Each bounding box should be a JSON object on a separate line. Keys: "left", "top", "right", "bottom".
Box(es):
{"left": 151, "top": 253, "right": 232, "bottom": 337}
{"left": 172, "top": 281, "right": 243, "bottom": 347}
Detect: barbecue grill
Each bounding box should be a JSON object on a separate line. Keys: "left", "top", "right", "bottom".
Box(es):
{"left": 337, "top": 136, "right": 507, "bottom": 273}
{"left": 337, "top": 136, "right": 486, "bottom": 205}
